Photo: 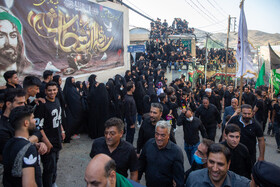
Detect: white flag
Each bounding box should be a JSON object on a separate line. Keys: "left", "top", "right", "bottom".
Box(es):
{"left": 235, "top": 2, "right": 256, "bottom": 78}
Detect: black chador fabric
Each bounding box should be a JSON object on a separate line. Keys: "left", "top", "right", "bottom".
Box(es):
{"left": 143, "top": 95, "right": 151, "bottom": 114}
{"left": 114, "top": 74, "right": 127, "bottom": 99}
{"left": 82, "top": 81, "right": 89, "bottom": 97}
{"left": 106, "top": 80, "right": 118, "bottom": 118}
{"left": 147, "top": 82, "right": 156, "bottom": 96}
{"left": 88, "top": 83, "right": 110, "bottom": 139}
{"left": 63, "top": 77, "right": 83, "bottom": 139}
{"left": 134, "top": 81, "right": 146, "bottom": 115}
{"left": 53, "top": 75, "right": 67, "bottom": 135}
{"left": 88, "top": 74, "right": 97, "bottom": 93}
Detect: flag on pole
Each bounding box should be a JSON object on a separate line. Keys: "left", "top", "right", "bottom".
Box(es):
{"left": 255, "top": 62, "right": 265, "bottom": 88}
{"left": 272, "top": 69, "right": 280, "bottom": 95}
{"left": 235, "top": 1, "right": 256, "bottom": 78}
{"left": 269, "top": 43, "right": 280, "bottom": 69}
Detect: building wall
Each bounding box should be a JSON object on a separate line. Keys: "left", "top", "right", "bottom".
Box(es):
{"left": 72, "top": 0, "right": 130, "bottom": 84}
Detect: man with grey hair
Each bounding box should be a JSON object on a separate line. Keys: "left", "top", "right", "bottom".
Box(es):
{"left": 138, "top": 120, "right": 184, "bottom": 187}
{"left": 137, "top": 103, "right": 176, "bottom": 156}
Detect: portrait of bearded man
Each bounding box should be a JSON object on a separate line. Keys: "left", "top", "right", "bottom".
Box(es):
{"left": 0, "top": 7, "right": 32, "bottom": 82}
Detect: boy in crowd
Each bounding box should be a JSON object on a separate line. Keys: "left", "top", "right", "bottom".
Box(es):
{"left": 35, "top": 81, "right": 65, "bottom": 187}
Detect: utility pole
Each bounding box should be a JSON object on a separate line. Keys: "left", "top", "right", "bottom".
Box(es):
{"left": 225, "top": 15, "right": 231, "bottom": 84}
{"left": 205, "top": 33, "right": 210, "bottom": 84}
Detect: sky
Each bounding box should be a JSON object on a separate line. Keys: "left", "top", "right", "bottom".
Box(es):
{"left": 124, "top": 0, "right": 280, "bottom": 34}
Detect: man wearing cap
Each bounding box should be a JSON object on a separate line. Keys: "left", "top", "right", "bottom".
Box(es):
{"left": 0, "top": 9, "right": 31, "bottom": 81}
{"left": 251, "top": 161, "right": 280, "bottom": 187}
{"left": 205, "top": 88, "right": 220, "bottom": 110}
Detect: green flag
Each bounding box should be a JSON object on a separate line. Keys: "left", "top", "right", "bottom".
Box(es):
{"left": 255, "top": 62, "right": 265, "bottom": 88}
{"left": 272, "top": 69, "right": 280, "bottom": 95}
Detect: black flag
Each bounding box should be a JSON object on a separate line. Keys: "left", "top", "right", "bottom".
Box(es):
{"left": 269, "top": 43, "right": 280, "bottom": 69}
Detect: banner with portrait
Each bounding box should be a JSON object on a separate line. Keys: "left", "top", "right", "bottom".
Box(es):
{"left": 0, "top": 0, "right": 124, "bottom": 82}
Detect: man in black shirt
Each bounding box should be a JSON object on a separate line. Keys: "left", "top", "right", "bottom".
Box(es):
{"left": 35, "top": 82, "right": 65, "bottom": 187}
{"left": 177, "top": 107, "right": 207, "bottom": 165}
{"left": 138, "top": 120, "right": 184, "bottom": 187}
{"left": 253, "top": 89, "right": 265, "bottom": 131}
{"left": 228, "top": 104, "right": 265, "bottom": 164}
{"left": 23, "top": 75, "right": 42, "bottom": 106}
{"left": 158, "top": 93, "right": 171, "bottom": 120}
{"left": 262, "top": 90, "right": 271, "bottom": 132}
{"left": 217, "top": 84, "right": 224, "bottom": 101}
{"left": 124, "top": 81, "right": 137, "bottom": 144}
{"left": 242, "top": 86, "right": 255, "bottom": 106}
{"left": 205, "top": 88, "right": 220, "bottom": 110}
{"left": 272, "top": 96, "right": 280, "bottom": 152}
{"left": 137, "top": 103, "right": 176, "bottom": 155}
{"left": 3, "top": 106, "right": 42, "bottom": 186}
{"left": 195, "top": 97, "right": 222, "bottom": 141}
{"left": 37, "top": 70, "right": 53, "bottom": 99}
{"left": 3, "top": 70, "right": 22, "bottom": 89}
{"left": 0, "top": 88, "right": 45, "bottom": 162}
{"left": 221, "top": 124, "right": 252, "bottom": 179}
{"left": 223, "top": 85, "right": 234, "bottom": 108}
{"left": 89, "top": 117, "right": 138, "bottom": 181}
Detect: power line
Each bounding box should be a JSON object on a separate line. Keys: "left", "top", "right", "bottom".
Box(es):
{"left": 195, "top": 0, "right": 227, "bottom": 29}
{"left": 116, "top": 0, "right": 154, "bottom": 22}
{"left": 212, "top": 0, "right": 229, "bottom": 16}
{"left": 189, "top": 0, "right": 217, "bottom": 23}
{"left": 196, "top": 0, "right": 224, "bottom": 26}
{"left": 209, "top": 36, "right": 224, "bottom": 47}
{"left": 184, "top": 0, "right": 214, "bottom": 23}
{"left": 211, "top": 28, "right": 227, "bottom": 33}
{"left": 124, "top": 0, "right": 154, "bottom": 20}
{"left": 206, "top": 0, "right": 227, "bottom": 17}
{"left": 196, "top": 18, "right": 227, "bottom": 29}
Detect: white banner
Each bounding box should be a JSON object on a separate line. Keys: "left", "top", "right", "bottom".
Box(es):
{"left": 235, "top": 3, "right": 256, "bottom": 78}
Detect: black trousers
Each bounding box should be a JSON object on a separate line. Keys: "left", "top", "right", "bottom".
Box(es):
{"left": 206, "top": 127, "right": 217, "bottom": 142}
{"left": 41, "top": 150, "right": 59, "bottom": 187}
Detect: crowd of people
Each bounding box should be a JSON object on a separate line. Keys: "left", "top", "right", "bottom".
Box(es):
{"left": 196, "top": 47, "right": 236, "bottom": 69}
{"left": 141, "top": 38, "right": 236, "bottom": 73}
{"left": 0, "top": 54, "right": 279, "bottom": 186}
{"left": 150, "top": 18, "right": 194, "bottom": 40}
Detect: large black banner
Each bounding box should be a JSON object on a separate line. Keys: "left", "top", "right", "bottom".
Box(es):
{"left": 0, "top": 0, "right": 124, "bottom": 82}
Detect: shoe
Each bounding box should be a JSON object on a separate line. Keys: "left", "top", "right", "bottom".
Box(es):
{"left": 72, "top": 134, "right": 80, "bottom": 139}
{"left": 52, "top": 183, "right": 58, "bottom": 187}
{"left": 178, "top": 69, "right": 181, "bottom": 72}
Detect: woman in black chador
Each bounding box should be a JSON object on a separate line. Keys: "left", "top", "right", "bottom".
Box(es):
{"left": 63, "top": 77, "right": 83, "bottom": 142}
{"left": 87, "top": 83, "right": 110, "bottom": 139}
{"left": 134, "top": 81, "right": 146, "bottom": 125}
{"left": 106, "top": 79, "right": 118, "bottom": 118}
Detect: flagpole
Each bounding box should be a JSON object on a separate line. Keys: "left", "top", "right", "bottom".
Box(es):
{"left": 239, "top": 0, "right": 245, "bottom": 107}
{"left": 239, "top": 76, "right": 243, "bottom": 106}
{"left": 271, "top": 70, "right": 274, "bottom": 99}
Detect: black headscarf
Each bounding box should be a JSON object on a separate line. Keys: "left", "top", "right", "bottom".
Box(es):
{"left": 82, "top": 81, "right": 89, "bottom": 96}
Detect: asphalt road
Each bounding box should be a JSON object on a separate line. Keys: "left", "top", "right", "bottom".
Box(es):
{"left": 55, "top": 69, "right": 280, "bottom": 187}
